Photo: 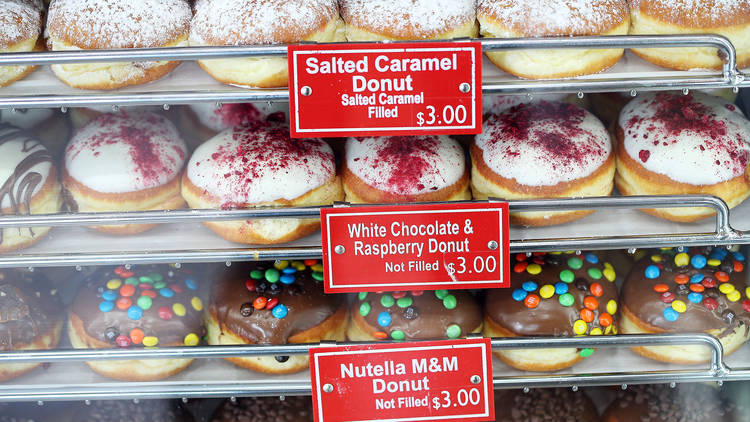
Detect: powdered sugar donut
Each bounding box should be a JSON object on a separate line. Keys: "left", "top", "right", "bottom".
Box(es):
{"left": 472, "top": 101, "right": 614, "bottom": 226}
{"left": 477, "top": 0, "right": 629, "bottom": 78}
{"left": 616, "top": 91, "right": 750, "bottom": 222}
{"left": 0, "top": 125, "right": 62, "bottom": 252}
{"left": 0, "top": 0, "right": 42, "bottom": 87}
{"left": 46, "top": 0, "right": 191, "bottom": 89}
{"left": 340, "top": 0, "right": 477, "bottom": 41}
{"left": 190, "top": 0, "right": 345, "bottom": 88}
{"left": 629, "top": 0, "right": 750, "bottom": 70}
{"left": 343, "top": 136, "right": 471, "bottom": 203}
{"left": 177, "top": 102, "right": 288, "bottom": 150}
{"left": 182, "top": 121, "right": 343, "bottom": 244}
{"left": 62, "top": 112, "right": 188, "bottom": 234}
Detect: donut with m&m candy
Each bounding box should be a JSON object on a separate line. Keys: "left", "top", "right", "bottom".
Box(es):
{"left": 348, "top": 290, "right": 482, "bottom": 342}
{"left": 620, "top": 247, "right": 750, "bottom": 364}
{"left": 206, "top": 260, "right": 348, "bottom": 374}
{"left": 484, "top": 251, "right": 619, "bottom": 371}
{"left": 67, "top": 265, "right": 205, "bottom": 381}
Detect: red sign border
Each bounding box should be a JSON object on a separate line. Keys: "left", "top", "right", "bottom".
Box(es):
{"left": 320, "top": 202, "right": 510, "bottom": 293}
{"left": 309, "top": 338, "right": 495, "bottom": 422}
{"left": 287, "top": 41, "right": 483, "bottom": 138}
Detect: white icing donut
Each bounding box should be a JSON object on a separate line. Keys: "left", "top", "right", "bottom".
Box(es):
{"left": 0, "top": 108, "right": 53, "bottom": 130}
{"left": 345, "top": 135, "right": 465, "bottom": 195}
{"left": 0, "top": 124, "right": 52, "bottom": 209}
{"left": 188, "top": 102, "right": 288, "bottom": 133}
{"left": 483, "top": 94, "right": 569, "bottom": 115}
{"left": 187, "top": 122, "right": 335, "bottom": 205}
{"left": 64, "top": 112, "right": 187, "bottom": 194}
{"left": 340, "top": 0, "right": 475, "bottom": 39}
{"left": 476, "top": 101, "right": 611, "bottom": 186}
{"left": 0, "top": 0, "right": 41, "bottom": 49}
{"left": 619, "top": 91, "right": 750, "bottom": 185}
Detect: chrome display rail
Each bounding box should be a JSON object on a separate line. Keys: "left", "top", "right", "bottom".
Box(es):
{"left": 0, "top": 35, "right": 742, "bottom": 108}
{"left": 0, "top": 333, "right": 733, "bottom": 401}
{"left": 0, "top": 195, "right": 743, "bottom": 268}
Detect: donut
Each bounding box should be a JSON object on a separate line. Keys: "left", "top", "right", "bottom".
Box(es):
{"left": 0, "top": 125, "right": 62, "bottom": 252}
{"left": 177, "top": 102, "right": 288, "bottom": 150}
{"left": 348, "top": 290, "right": 482, "bottom": 341}
{"left": 602, "top": 383, "right": 737, "bottom": 422}
{"left": 483, "top": 93, "right": 585, "bottom": 115}
{"left": 484, "top": 251, "right": 619, "bottom": 371}
{"left": 471, "top": 101, "right": 614, "bottom": 226}
{"left": 619, "top": 247, "right": 750, "bottom": 364}
{"left": 494, "top": 388, "right": 598, "bottom": 422}
{"left": 0, "top": 0, "right": 42, "bottom": 87}
{"left": 0, "top": 268, "right": 63, "bottom": 381}
{"left": 46, "top": 0, "right": 191, "bottom": 89}
{"left": 0, "top": 108, "right": 71, "bottom": 158}
{"left": 210, "top": 396, "right": 313, "bottom": 422}
{"left": 68, "top": 106, "right": 169, "bottom": 130}
{"left": 615, "top": 91, "right": 750, "bottom": 222}
{"left": 189, "top": 0, "right": 345, "bottom": 88}
{"left": 67, "top": 265, "right": 205, "bottom": 381}
{"left": 182, "top": 121, "right": 343, "bottom": 245}
{"left": 62, "top": 112, "right": 188, "bottom": 234}
{"left": 205, "top": 260, "right": 348, "bottom": 374}
{"left": 340, "top": 0, "right": 477, "bottom": 41}
{"left": 343, "top": 136, "right": 471, "bottom": 203}
{"left": 629, "top": 0, "right": 750, "bottom": 70}
{"left": 73, "top": 400, "right": 194, "bottom": 422}
{"left": 477, "top": 0, "right": 629, "bottom": 79}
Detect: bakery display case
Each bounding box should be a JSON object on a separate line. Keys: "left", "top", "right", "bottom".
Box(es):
{"left": 1, "top": 0, "right": 750, "bottom": 421}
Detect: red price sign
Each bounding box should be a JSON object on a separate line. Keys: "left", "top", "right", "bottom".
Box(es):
{"left": 310, "top": 338, "right": 495, "bottom": 422}
{"left": 320, "top": 202, "right": 509, "bottom": 293}
{"left": 288, "top": 42, "right": 482, "bottom": 138}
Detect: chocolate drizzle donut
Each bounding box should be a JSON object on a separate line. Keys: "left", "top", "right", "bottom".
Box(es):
{"left": 0, "top": 268, "right": 63, "bottom": 381}
{"left": 348, "top": 290, "right": 482, "bottom": 341}
{"left": 206, "top": 260, "right": 348, "bottom": 374}
{"left": 484, "top": 251, "right": 619, "bottom": 371}
{"left": 68, "top": 265, "right": 205, "bottom": 381}
{"left": 620, "top": 247, "right": 750, "bottom": 363}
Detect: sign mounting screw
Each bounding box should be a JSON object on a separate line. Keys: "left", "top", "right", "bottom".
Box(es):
{"left": 470, "top": 375, "right": 481, "bottom": 384}
{"left": 334, "top": 245, "right": 345, "bottom": 255}
{"left": 487, "top": 241, "right": 498, "bottom": 250}
{"left": 459, "top": 82, "right": 471, "bottom": 93}
{"left": 323, "top": 383, "right": 334, "bottom": 393}
{"left": 301, "top": 86, "right": 313, "bottom": 96}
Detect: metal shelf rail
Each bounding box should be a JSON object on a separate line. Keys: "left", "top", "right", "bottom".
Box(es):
{"left": 0, "top": 34, "right": 743, "bottom": 108}
{"left": 0, "top": 194, "right": 742, "bottom": 268}
{"left": 0, "top": 333, "right": 735, "bottom": 401}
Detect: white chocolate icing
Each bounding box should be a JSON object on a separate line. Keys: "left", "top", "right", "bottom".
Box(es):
{"left": 0, "top": 124, "right": 52, "bottom": 209}
{"left": 0, "top": 108, "right": 53, "bottom": 130}
{"left": 476, "top": 101, "right": 611, "bottom": 186}
{"left": 619, "top": 91, "right": 750, "bottom": 185}
{"left": 345, "top": 135, "right": 465, "bottom": 195}
{"left": 188, "top": 102, "right": 289, "bottom": 133}
{"left": 187, "top": 123, "right": 335, "bottom": 205}
{"left": 64, "top": 112, "right": 187, "bottom": 193}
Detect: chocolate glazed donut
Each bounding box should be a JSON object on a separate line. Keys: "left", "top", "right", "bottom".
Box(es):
{"left": 484, "top": 252, "right": 619, "bottom": 371}
{"left": 620, "top": 247, "right": 750, "bottom": 364}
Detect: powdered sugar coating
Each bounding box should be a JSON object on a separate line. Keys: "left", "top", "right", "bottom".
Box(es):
{"left": 629, "top": 0, "right": 749, "bottom": 27}
{"left": 188, "top": 102, "right": 288, "bottom": 133}
{"left": 619, "top": 91, "right": 750, "bottom": 185}
{"left": 65, "top": 112, "right": 187, "bottom": 193}
{"left": 0, "top": 125, "right": 51, "bottom": 209}
{"left": 47, "top": 0, "right": 191, "bottom": 49}
{"left": 190, "top": 0, "right": 339, "bottom": 45}
{"left": 476, "top": 101, "right": 611, "bottom": 186}
{"left": 340, "top": 0, "right": 475, "bottom": 38}
{"left": 345, "top": 136, "right": 465, "bottom": 195}
{"left": 0, "top": 0, "right": 40, "bottom": 49}
{"left": 478, "top": 0, "right": 628, "bottom": 36}
{"left": 0, "top": 108, "right": 53, "bottom": 130}
{"left": 187, "top": 122, "right": 335, "bottom": 205}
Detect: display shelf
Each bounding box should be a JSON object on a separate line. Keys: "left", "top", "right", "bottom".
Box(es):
{"left": 0, "top": 194, "right": 745, "bottom": 268}
{"left": 0, "top": 333, "right": 743, "bottom": 402}
{"left": 0, "top": 35, "right": 742, "bottom": 108}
